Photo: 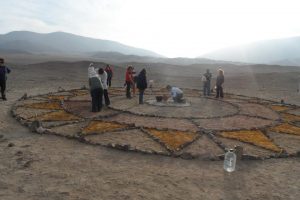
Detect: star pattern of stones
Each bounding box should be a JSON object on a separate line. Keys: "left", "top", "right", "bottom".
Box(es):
{"left": 11, "top": 87, "right": 300, "bottom": 160}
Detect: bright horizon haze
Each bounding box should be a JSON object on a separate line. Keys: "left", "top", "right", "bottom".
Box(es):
{"left": 1, "top": 0, "right": 300, "bottom": 58}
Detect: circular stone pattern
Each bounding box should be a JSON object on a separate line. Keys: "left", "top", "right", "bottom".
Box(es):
{"left": 11, "top": 87, "right": 300, "bottom": 160}
{"left": 110, "top": 95, "right": 239, "bottom": 119}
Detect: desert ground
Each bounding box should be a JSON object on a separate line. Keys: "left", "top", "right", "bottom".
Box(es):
{"left": 0, "top": 59, "right": 300, "bottom": 200}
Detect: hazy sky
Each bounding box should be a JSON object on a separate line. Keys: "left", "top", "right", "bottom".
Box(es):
{"left": 1, "top": 0, "right": 300, "bottom": 57}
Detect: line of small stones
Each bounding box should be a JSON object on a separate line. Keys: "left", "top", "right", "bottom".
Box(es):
{"left": 16, "top": 88, "right": 86, "bottom": 101}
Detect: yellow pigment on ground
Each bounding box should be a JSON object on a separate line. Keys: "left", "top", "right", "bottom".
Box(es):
{"left": 33, "top": 110, "right": 80, "bottom": 121}
{"left": 82, "top": 121, "right": 128, "bottom": 134}
{"left": 47, "top": 95, "right": 70, "bottom": 101}
{"left": 269, "top": 123, "right": 300, "bottom": 136}
{"left": 281, "top": 113, "right": 300, "bottom": 122}
{"left": 270, "top": 105, "right": 291, "bottom": 112}
{"left": 220, "top": 130, "right": 282, "bottom": 153}
{"left": 146, "top": 129, "right": 198, "bottom": 151}
{"left": 23, "top": 102, "right": 62, "bottom": 110}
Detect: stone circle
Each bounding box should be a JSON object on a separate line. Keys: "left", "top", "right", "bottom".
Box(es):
{"left": 11, "top": 87, "right": 300, "bottom": 160}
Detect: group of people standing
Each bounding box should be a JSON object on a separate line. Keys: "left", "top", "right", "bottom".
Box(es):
{"left": 88, "top": 63, "right": 226, "bottom": 112}
{"left": 202, "top": 68, "right": 225, "bottom": 98}
{"left": 88, "top": 63, "right": 149, "bottom": 112}
{"left": 1, "top": 58, "right": 226, "bottom": 111}
{"left": 88, "top": 63, "right": 113, "bottom": 112}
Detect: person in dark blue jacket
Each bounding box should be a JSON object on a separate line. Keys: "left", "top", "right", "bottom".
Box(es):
{"left": 136, "top": 69, "right": 147, "bottom": 104}
{"left": 0, "top": 58, "right": 11, "bottom": 101}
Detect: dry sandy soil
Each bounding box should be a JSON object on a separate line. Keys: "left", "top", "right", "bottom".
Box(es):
{"left": 0, "top": 60, "right": 300, "bottom": 200}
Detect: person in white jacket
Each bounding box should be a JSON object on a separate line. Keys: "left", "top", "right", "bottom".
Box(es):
{"left": 98, "top": 68, "right": 110, "bottom": 106}
{"left": 88, "top": 63, "right": 103, "bottom": 112}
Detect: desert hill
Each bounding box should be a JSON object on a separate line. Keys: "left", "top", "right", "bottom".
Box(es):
{"left": 0, "top": 31, "right": 162, "bottom": 57}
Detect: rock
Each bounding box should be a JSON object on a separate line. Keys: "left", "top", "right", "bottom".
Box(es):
{"left": 29, "top": 120, "right": 42, "bottom": 132}
{"left": 8, "top": 143, "right": 15, "bottom": 147}
{"left": 58, "top": 86, "right": 65, "bottom": 92}
{"left": 0, "top": 134, "right": 6, "bottom": 143}
{"left": 19, "top": 93, "right": 28, "bottom": 100}
{"left": 234, "top": 145, "right": 243, "bottom": 160}
{"left": 36, "top": 126, "right": 46, "bottom": 134}
{"left": 23, "top": 160, "right": 32, "bottom": 168}
{"left": 180, "top": 152, "right": 195, "bottom": 159}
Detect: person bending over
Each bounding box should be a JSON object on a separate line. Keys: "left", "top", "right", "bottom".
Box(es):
{"left": 166, "top": 85, "right": 184, "bottom": 103}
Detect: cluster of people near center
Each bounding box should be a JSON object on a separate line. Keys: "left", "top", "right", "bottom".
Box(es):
{"left": 0, "top": 58, "right": 225, "bottom": 111}
{"left": 87, "top": 62, "right": 225, "bottom": 112}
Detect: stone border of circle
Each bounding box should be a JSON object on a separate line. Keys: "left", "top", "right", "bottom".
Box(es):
{"left": 108, "top": 95, "right": 242, "bottom": 120}
{"left": 10, "top": 87, "right": 300, "bottom": 161}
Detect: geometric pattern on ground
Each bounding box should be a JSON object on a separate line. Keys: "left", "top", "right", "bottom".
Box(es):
{"left": 12, "top": 87, "right": 300, "bottom": 160}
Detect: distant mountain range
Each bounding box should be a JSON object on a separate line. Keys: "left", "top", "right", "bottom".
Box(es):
{"left": 91, "top": 51, "right": 238, "bottom": 65}
{"left": 202, "top": 36, "right": 300, "bottom": 66}
{"left": 0, "top": 31, "right": 162, "bottom": 57}
{"left": 0, "top": 31, "right": 238, "bottom": 66}
{"left": 1, "top": 31, "right": 300, "bottom": 66}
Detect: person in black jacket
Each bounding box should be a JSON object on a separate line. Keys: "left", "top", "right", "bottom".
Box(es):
{"left": 136, "top": 69, "right": 147, "bottom": 104}
{"left": 0, "top": 58, "right": 11, "bottom": 101}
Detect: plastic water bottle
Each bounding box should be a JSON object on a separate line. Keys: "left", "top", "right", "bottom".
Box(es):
{"left": 223, "top": 149, "right": 236, "bottom": 172}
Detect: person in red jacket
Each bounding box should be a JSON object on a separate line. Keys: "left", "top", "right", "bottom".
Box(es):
{"left": 125, "top": 66, "right": 134, "bottom": 98}
{"left": 105, "top": 64, "right": 113, "bottom": 87}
